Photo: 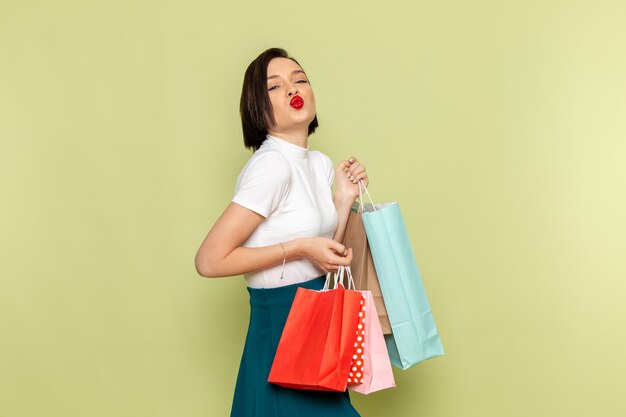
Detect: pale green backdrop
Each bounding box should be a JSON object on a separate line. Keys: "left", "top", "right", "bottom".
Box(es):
{"left": 1, "top": 1, "right": 625, "bottom": 416}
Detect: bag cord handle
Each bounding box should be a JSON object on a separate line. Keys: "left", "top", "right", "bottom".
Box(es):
{"left": 358, "top": 180, "right": 377, "bottom": 213}
{"left": 324, "top": 266, "right": 356, "bottom": 290}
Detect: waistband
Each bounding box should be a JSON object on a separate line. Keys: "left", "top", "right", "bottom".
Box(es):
{"left": 247, "top": 275, "right": 326, "bottom": 307}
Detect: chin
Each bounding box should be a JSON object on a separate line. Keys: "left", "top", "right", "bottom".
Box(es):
{"left": 301, "top": 108, "right": 316, "bottom": 123}
{"left": 292, "top": 113, "right": 314, "bottom": 125}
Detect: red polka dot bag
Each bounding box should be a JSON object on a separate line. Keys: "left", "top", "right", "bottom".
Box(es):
{"left": 345, "top": 267, "right": 396, "bottom": 394}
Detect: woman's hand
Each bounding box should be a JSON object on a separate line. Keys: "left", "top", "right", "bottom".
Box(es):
{"left": 300, "top": 237, "right": 353, "bottom": 272}
{"left": 334, "top": 157, "right": 369, "bottom": 200}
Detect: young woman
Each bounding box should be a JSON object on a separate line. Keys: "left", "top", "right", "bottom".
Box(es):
{"left": 195, "top": 47, "right": 368, "bottom": 417}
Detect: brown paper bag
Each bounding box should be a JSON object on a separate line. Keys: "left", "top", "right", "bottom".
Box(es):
{"left": 341, "top": 205, "right": 392, "bottom": 334}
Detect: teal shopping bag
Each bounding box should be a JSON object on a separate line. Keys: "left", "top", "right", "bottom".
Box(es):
{"left": 358, "top": 182, "right": 444, "bottom": 370}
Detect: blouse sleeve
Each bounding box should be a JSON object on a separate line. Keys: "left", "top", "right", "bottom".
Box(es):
{"left": 231, "top": 151, "right": 292, "bottom": 218}
{"left": 323, "top": 153, "right": 335, "bottom": 188}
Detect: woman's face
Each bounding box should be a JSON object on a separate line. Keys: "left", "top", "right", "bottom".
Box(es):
{"left": 266, "top": 57, "right": 316, "bottom": 133}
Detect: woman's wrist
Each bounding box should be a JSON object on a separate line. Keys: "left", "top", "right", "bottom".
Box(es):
{"left": 284, "top": 238, "right": 308, "bottom": 260}
{"left": 333, "top": 191, "right": 356, "bottom": 207}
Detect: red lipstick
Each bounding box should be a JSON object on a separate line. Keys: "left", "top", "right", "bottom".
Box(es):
{"left": 290, "top": 96, "right": 304, "bottom": 109}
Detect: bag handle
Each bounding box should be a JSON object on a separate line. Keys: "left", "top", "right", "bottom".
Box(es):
{"left": 330, "top": 265, "right": 356, "bottom": 290}
{"left": 325, "top": 266, "right": 356, "bottom": 290}
{"left": 325, "top": 268, "right": 345, "bottom": 290}
{"left": 324, "top": 270, "right": 333, "bottom": 290}
{"left": 358, "top": 180, "right": 377, "bottom": 213}
{"left": 336, "top": 266, "right": 346, "bottom": 289}
{"left": 343, "top": 266, "right": 356, "bottom": 290}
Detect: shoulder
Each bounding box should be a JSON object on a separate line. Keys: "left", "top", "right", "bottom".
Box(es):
{"left": 240, "top": 148, "right": 292, "bottom": 179}
{"left": 232, "top": 148, "right": 294, "bottom": 217}
{"left": 309, "top": 150, "right": 333, "bottom": 171}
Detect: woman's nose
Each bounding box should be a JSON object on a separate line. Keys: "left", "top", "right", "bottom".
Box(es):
{"left": 286, "top": 83, "right": 299, "bottom": 96}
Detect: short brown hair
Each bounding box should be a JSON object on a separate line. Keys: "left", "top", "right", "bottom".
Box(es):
{"left": 239, "top": 48, "right": 319, "bottom": 151}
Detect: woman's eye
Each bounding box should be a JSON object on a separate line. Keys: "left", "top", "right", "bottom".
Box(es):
{"left": 268, "top": 85, "right": 279, "bottom": 91}
{"left": 296, "top": 79, "right": 308, "bottom": 84}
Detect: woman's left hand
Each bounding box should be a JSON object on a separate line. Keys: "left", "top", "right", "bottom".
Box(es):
{"left": 334, "top": 157, "right": 369, "bottom": 200}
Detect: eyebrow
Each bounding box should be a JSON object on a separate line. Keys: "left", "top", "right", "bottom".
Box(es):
{"left": 267, "top": 70, "right": 306, "bottom": 80}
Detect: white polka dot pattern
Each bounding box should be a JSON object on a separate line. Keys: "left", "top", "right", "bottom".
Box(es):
{"left": 348, "top": 295, "right": 366, "bottom": 385}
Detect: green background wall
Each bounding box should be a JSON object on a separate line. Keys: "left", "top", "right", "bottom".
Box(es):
{"left": 1, "top": 1, "right": 625, "bottom": 416}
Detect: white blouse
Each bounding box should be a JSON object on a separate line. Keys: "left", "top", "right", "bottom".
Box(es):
{"left": 232, "top": 135, "right": 339, "bottom": 288}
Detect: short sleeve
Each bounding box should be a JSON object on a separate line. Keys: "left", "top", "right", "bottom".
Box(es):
{"left": 321, "top": 153, "right": 334, "bottom": 187}
{"left": 232, "top": 151, "right": 292, "bottom": 218}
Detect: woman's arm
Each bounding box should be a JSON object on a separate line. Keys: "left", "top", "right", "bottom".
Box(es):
{"left": 331, "top": 157, "right": 369, "bottom": 243}
{"left": 195, "top": 202, "right": 353, "bottom": 278}
{"left": 332, "top": 193, "right": 355, "bottom": 243}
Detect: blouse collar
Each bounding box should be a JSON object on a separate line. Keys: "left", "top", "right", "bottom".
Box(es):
{"left": 265, "top": 134, "right": 308, "bottom": 159}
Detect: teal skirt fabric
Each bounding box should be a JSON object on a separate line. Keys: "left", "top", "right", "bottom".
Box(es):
{"left": 230, "top": 276, "right": 361, "bottom": 417}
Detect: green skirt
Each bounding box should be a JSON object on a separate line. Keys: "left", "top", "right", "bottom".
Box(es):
{"left": 230, "top": 276, "right": 361, "bottom": 417}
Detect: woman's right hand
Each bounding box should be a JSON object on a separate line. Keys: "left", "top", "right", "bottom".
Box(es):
{"left": 299, "top": 237, "right": 353, "bottom": 273}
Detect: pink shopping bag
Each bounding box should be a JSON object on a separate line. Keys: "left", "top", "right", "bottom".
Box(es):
{"left": 345, "top": 267, "right": 396, "bottom": 394}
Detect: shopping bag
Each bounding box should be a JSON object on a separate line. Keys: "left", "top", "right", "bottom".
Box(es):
{"left": 268, "top": 269, "right": 363, "bottom": 391}
{"left": 341, "top": 202, "right": 392, "bottom": 334}
{"left": 343, "top": 267, "right": 396, "bottom": 395}
{"left": 359, "top": 181, "right": 444, "bottom": 370}
{"left": 346, "top": 275, "right": 366, "bottom": 387}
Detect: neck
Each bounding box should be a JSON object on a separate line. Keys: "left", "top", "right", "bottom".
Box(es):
{"left": 267, "top": 127, "right": 308, "bottom": 148}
